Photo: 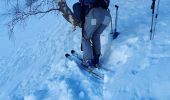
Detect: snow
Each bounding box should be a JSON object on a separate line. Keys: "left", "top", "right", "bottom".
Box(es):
{"left": 0, "top": 0, "right": 170, "bottom": 100}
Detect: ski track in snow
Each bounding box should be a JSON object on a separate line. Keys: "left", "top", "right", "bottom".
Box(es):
{"left": 0, "top": 0, "right": 170, "bottom": 99}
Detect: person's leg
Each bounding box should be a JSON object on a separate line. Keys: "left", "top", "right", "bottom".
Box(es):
{"left": 82, "top": 9, "right": 99, "bottom": 62}
{"left": 92, "top": 25, "right": 107, "bottom": 55}
{"left": 91, "top": 7, "right": 111, "bottom": 65}
{"left": 82, "top": 7, "right": 111, "bottom": 66}
{"left": 92, "top": 25, "right": 107, "bottom": 65}
{"left": 82, "top": 38, "right": 93, "bottom": 60}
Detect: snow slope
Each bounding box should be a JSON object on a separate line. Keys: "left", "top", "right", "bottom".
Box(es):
{"left": 0, "top": 0, "right": 170, "bottom": 100}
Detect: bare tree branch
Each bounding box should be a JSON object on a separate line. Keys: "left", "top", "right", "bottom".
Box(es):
{"left": 3, "top": 0, "right": 60, "bottom": 39}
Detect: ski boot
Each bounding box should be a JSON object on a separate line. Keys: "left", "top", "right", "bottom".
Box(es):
{"left": 92, "top": 54, "right": 100, "bottom": 68}
{"left": 82, "top": 60, "right": 94, "bottom": 70}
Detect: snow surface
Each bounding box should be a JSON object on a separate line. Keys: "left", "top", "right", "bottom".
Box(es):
{"left": 0, "top": 0, "right": 170, "bottom": 100}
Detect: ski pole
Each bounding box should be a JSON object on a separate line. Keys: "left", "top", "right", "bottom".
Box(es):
{"left": 114, "top": 5, "right": 119, "bottom": 33}
{"left": 113, "top": 5, "right": 120, "bottom": 39}
{"left": 152, "top": 0, "right": 160, "bottom": 39}
{"left": 150, "top": 0, "right": 156, "bottom": 40}
{"left": 109, "top": 9, "right": 114, "bottom": 34}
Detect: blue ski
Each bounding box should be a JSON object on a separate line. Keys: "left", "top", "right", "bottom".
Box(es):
{"left": 65, "top": 53, "right": 104, "bottom": 80}
{"left": 71, "top": 50, "right": 114, "bottom": 72}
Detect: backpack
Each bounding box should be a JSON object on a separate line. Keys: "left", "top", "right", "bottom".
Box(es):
{"left": 94, "top": 0, "right": 110, "bottom": 9}
{"left": 79, "top": 0, "right": 110, "bottom": 9}
{"left": 73, "top": 0, "right": 110, "bottom": 26}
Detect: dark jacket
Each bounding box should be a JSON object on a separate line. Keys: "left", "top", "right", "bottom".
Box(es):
{"left": 73, "top": 0, "right": 109, "bottom": 23}
{"left": 73, "top": 0, "right": 95, "bottom": 22}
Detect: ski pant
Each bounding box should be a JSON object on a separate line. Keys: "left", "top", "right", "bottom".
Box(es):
{"left": 82, "top": 7, "right": 111, "bottom": 61}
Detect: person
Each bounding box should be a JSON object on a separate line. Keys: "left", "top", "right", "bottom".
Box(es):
{"left": 73, "top": 0, "right": 111, "bottom": 68}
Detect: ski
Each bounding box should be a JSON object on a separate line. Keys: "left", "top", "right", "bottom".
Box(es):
{"left": 71, "top": 50, "right": 114, "bottom": 72}
{"left": 65, "top": 53, "right": 104, "bottom": 80}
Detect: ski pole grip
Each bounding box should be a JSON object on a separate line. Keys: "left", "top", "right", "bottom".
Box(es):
{"left": 115, "top": 5, "right": 119, "bottom": 9}
{"left": 151, "top": 0, "right": 156, "bottom": 10}
{"left": 151, "top": 0, "right": 156, "bottom": 14}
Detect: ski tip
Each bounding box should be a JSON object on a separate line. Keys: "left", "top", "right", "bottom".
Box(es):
{"left": 65, "top": 53, "right": 70, "bottom": 58}
{"left": 71, "top": 50, "right": 75, "bottom": 54}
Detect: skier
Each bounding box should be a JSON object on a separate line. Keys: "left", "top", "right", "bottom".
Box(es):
{"left": 73, "top": 0, "right": 111, "bottom": 68}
